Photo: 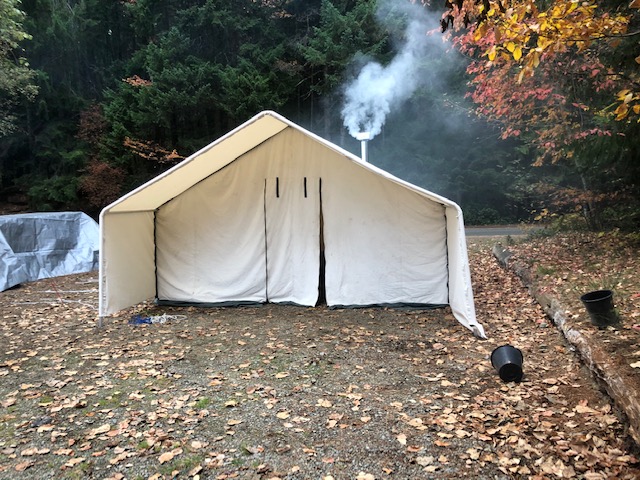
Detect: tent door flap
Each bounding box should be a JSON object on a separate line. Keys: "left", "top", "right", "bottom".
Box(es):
{"left": 264, "top": 176, "right": 320, "bottom": 305}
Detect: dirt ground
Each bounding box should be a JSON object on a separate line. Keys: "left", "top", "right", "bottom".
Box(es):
{"left": 1, "top": 234, "right": 639, "bottom": 479}
{"left": 497, "top": 230, "right": 640, "bottom": 359}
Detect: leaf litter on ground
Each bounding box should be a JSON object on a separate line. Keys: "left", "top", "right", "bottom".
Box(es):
{"left": 0, "top": 231, "right": 638, "bottom": 479}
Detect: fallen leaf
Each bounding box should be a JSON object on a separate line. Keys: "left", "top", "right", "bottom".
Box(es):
{"left": 15, "top": 461, "right": 34, "bottom": 472}
{"left": 356, "top": 472, "right": 375, "bottom": 480}
{"left": 21, "top": 447, "right": 50, "bottom": 456}
{"left": 466, "top": 448, "right": 480, "bottom": 460}
{"left": 54, "top": 448, "right": 74, "bottom": 456}
{"left": 64, "top": 457, "right": 85, "bottom": 468}
{"left": 189, "top": 465, "right": 203, "bottom": 476}
{"left": 416, "top": 456, "right": 434, "bottom": 466}
{"left": 90, "top": 424, "right": 111, "bottom": 436}
{"left": 408, "top": 417, "right": 423, "bottom": 428}
{"left": 158, "top": 448, "right": 182, "bottom": 464}
{"left": 574, "top": 404, "right": 598, "bottom": 415}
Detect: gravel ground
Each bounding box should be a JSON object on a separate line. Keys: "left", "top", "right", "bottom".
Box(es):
{"left": 0, "top": 238, "right": 638, "bottom": 479}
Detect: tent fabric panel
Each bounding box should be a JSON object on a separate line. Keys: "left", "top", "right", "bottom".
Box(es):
{"left": 322, "top": 160, "right": 449, "bottom": 306}
{"left": 155, "top": 165, "right": 267, "bottom": 304}
{"left": 105, "top": 115, "right": 288, "bottom": 214}
{"left": 240, "top": 128, "right": 324, "bottom": 305}
{"left": 445, "top": 205, "right": 486, "bottom": 338}
{"left": 99, "top": 211, "right": 156, "bottom": 316}
{"left": 265, "top": 176, "right": 320, "bottom": 305}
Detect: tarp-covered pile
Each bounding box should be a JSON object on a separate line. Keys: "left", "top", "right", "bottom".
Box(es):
{"left": 0, "top": 212, "right": 99, "bottom": 291}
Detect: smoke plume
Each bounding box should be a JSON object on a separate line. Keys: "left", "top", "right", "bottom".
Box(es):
{"left": 341, "top": 1, "right": 440, "bottom": 139}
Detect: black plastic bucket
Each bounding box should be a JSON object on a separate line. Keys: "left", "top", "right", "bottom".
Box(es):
{"left": 491, "top": 345, "right": 524, "bottom": 383}
{"left": 580, "top": 289, "right": 619, "bottom": 328}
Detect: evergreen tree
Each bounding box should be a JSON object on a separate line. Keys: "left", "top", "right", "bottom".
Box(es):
{"left": 0, "top": 0, "right": 38, "bottom": 137}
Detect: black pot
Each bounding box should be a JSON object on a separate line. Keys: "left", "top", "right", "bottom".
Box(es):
{"left": 491, "top": 345, "right": 524, "bottom": 383}
{"left": 580, "top": 290, "right": 619, "bottom": 328}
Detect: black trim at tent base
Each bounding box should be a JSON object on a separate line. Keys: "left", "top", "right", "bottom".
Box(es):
{"left": 329, "top": 303, "right": 449, "bottom": 311}
{"left": 155, "top": 299, "right": 265, "bottom": 308}
{"left": 155, "top": 298, "right": 448, "bottom": 311}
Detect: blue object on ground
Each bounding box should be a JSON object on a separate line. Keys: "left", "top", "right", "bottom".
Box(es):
{"left": 128, "top": 315, "right": 152, "bottom": 325}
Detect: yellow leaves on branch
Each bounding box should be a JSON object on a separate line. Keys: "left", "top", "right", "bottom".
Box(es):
{"left": 614, "top": 53, "right": 640, "bottom": 121}
{"left": 470, "top": 0, "right": 637, "bottom": 120}
{"left": 613, "top": 89, "right": 640, "bottom": 121}
{"left": 476, "top": 0, "right": 631, "bottom": 79}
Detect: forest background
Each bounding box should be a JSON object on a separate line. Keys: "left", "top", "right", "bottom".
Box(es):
{"left": 0, "top": 0, "right": 638, "bottom": 227}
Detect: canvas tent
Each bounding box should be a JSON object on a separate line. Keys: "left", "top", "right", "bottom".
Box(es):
{"left": 99, "top": 111, "right": 485, "bottom": 338}
{"left": 0, "top": 211, "right": 99, "bottom": 291}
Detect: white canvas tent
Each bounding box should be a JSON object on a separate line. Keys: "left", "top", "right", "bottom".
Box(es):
{"left": 99, "top": 111, "right": 485, "bottom": 338}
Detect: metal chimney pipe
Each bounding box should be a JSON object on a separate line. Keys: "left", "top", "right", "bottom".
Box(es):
{"left": 355, "top": 131, "right": 372, "bottom": 162}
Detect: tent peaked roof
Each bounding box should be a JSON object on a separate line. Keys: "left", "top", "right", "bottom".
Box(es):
{"left": 105, "top": 110, "right": 457, "bottom": 214}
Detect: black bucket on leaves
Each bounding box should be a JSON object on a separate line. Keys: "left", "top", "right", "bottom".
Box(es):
{"left": 580, "top": 289, "right": 619, "bottom": 328}
{"left": 491, "top": 345, "right": 524, "bottom": 383}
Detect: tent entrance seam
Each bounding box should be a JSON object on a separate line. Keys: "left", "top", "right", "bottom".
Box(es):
{"left": 263, "top": 178, "right": 269, "bottom": 302}
{"left": 318, "top": 178, "right": 326, "bottom": 305}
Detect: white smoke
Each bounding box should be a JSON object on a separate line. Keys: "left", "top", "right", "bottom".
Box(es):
{"left": 341, "top": 2, "right": 439, "bottom": 139}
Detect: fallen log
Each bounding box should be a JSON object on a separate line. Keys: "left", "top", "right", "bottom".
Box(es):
{"left": 492, "top": 243, "right": 640, "bottom": 446}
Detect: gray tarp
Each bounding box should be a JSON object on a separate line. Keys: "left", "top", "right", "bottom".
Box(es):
{"left": 0, "top": 212, "right": 99, "bottom": 291}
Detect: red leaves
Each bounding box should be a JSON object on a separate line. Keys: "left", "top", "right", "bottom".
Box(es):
{"left": 79, "top": 160, "right": 126, "bottom": 210}
{"left": 449, "top": 0, "right": 634, "bottom": 162}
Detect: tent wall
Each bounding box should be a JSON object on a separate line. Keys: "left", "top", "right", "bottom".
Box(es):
{"left": 320, "top": 156, "right": 449, "bottom": 306}
{"left": 99, "top": 211, "right": 155, "bottom": 315}
{"left": 155, "top": 165, "right": 268, "bottom": 304}
{"left": 155, "top": 128, "right": 449, "bottom": 309}
{"left": 445, "top": 205, "right": 482, "bottom": 338}
{"left": 156, "top": 129, "right": 322, "bottom": 306}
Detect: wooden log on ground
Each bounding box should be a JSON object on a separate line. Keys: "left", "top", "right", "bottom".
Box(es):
{"left": 492, "top": 244, "right": 640, "bottom": 446}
